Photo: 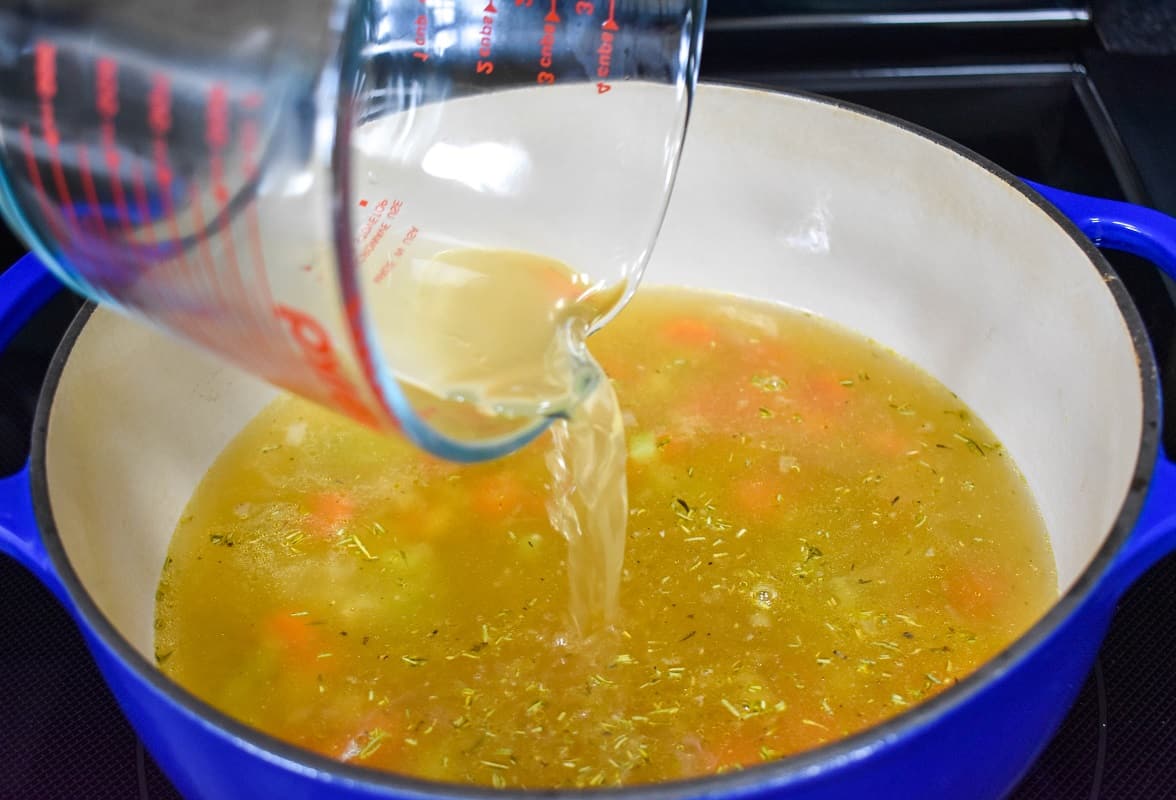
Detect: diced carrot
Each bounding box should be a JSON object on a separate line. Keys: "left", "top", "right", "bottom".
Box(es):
{"left": 735, "top": 479, "right": 782, "bottom": 513}
{"left": 662, "top": 317, "right": 718, "bottom": 348}
{"left": 538, "top": 263, "right": 585, "bottom": 302}
{"left": 263, "top": 610, "right": 319, "bottom": 660}
{"left": 871, "top": 426, "right": 913, "bottom": 457}
{"left": 262, "top": 610, "right": 345, "bottom": 680}
{"left": 942, "top": 563, "right": 1007, "bottom": 619}
{"left": 306, "top": 491, "right": 353, "bottom": 538}
{"left": 804, "top": 372, "right": 851, "bottom": 413}
{"left": 470, "top": 473, "right": 540, "bottom": 518}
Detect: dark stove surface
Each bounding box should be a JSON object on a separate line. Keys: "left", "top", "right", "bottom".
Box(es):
{"left": 2, "top": 45, "right": 1176, "bottom": 800}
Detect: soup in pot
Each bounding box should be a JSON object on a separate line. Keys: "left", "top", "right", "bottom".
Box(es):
{"left": 154, "top": 286, "right": 1056, "bottom": 789}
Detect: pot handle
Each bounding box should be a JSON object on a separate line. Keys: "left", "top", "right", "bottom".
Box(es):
{"left": 0, "top": 253, "right": 68, "bottom": 602}
{"left": 1027, "top": 180, "right": 1176, "bottom": 591}
{"left": 1026, "top": 181, "right": 1176, "bottom": 279}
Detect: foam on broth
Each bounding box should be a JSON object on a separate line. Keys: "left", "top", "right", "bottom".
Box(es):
{"left": 154, "top": 287, "right": 1057, "bottom": 789}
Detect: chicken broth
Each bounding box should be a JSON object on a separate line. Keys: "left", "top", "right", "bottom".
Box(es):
{"left": 154, "top": 288, "right": 1057, "bottom": 789}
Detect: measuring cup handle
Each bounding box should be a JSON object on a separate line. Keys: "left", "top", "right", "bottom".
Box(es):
{"left": 0, "top": 253, "right": 68, "bottom": 602}
{"left": 1027, "top": 180, "right": 1176, "bottom": 594}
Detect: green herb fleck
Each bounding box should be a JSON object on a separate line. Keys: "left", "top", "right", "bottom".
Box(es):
{"left": 953, "top": 432, "right": 986, "bottom": 456}
{"left": 719, "top": 698, "right": 744, "bottom": 719}
{"left": 751, "top": 375, "right": 787, "bottom": 392}
{"left": 356, "top": 728, "right": 388, "bottom": 760}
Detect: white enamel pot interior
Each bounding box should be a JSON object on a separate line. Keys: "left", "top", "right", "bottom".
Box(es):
{"left": 34, "top": 84, "right": 1153, "bottom": 794}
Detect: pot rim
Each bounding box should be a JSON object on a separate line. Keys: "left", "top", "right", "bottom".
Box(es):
{"left": 29, "top": 83, "right": 1162, "bottom": 798}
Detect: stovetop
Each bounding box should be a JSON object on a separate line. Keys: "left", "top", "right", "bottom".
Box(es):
{"left": 2, "top": 7, "right": 1176, "bottom": 799}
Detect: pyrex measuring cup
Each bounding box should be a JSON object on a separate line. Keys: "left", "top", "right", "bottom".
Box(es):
{"left": 0, "top": 0, "right": 705, "bottom": 461}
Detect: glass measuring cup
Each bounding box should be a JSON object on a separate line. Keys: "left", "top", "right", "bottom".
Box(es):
{"left": 0, "top": 0, "right": 706, "bottom": 461}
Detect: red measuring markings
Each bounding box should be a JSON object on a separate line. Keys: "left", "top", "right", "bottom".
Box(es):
{"left": 186, "top": 179, "right": 234, "bottom": 316}
{"left": 183, "top": 87, "right": 236, "bottom": 321}
{"left": 602, "top": 0, "right": 618, "bottom": 30}
{"left": 238, "top": 94, "right": 277, "bottom": 313}
{"left": 33, "top": 42, "right": 80, "bottom": 231}
{"left": 374, "top": 224, "right": 419, "bottom": 285}
{"left": 74, "top": 146, "right": 107, "bottom": 239}
{"left": 537, "top": 2, "right": 558, "bottom": 84}
{"left": 205, "top": 83, "right": 231, "bottom": 204}
{"left": 95, "top": 56, "right": 118, "bottom": 117}
{"left": 596, "top": 0, "right": 618, "bottom": 93}
{"left": 169, "top": 172, "right": 249, "bottom": 358}
{"left": 237, "top": 95, "right": 291, "bottom": 359}
{"left": 357, "top": 198, "right": 388, "bottom": 242}
{"left": 116, "top": 64, "right": 154, "bottom": 257}
{"left": 413, "top": 0, "right": 430, "bottom": 62}
{"left": 274, "top": 304, "right": 380, "bottom": 428}
{"left": 357, "top": 198, "right": 405, "bottom": 266}
{"left": 145, "top": 73, "right": 195, "bottom": 287}
{"left": 197, "top": 83, "right": 263, "bottom": 337}
{"left": 18, "top": 125, "right": 68, "bottom": 244}
{"left": 476, "top": 1, "right": 498, "bottom": 76}
{"left": 95, "top": 58, "right": 135, "bottom": 235}
{"left": 89, "top": 56, "right": 165, "bottom": 297}
{"left": 128, "top": 162, "right": 156, "bottom": 248}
